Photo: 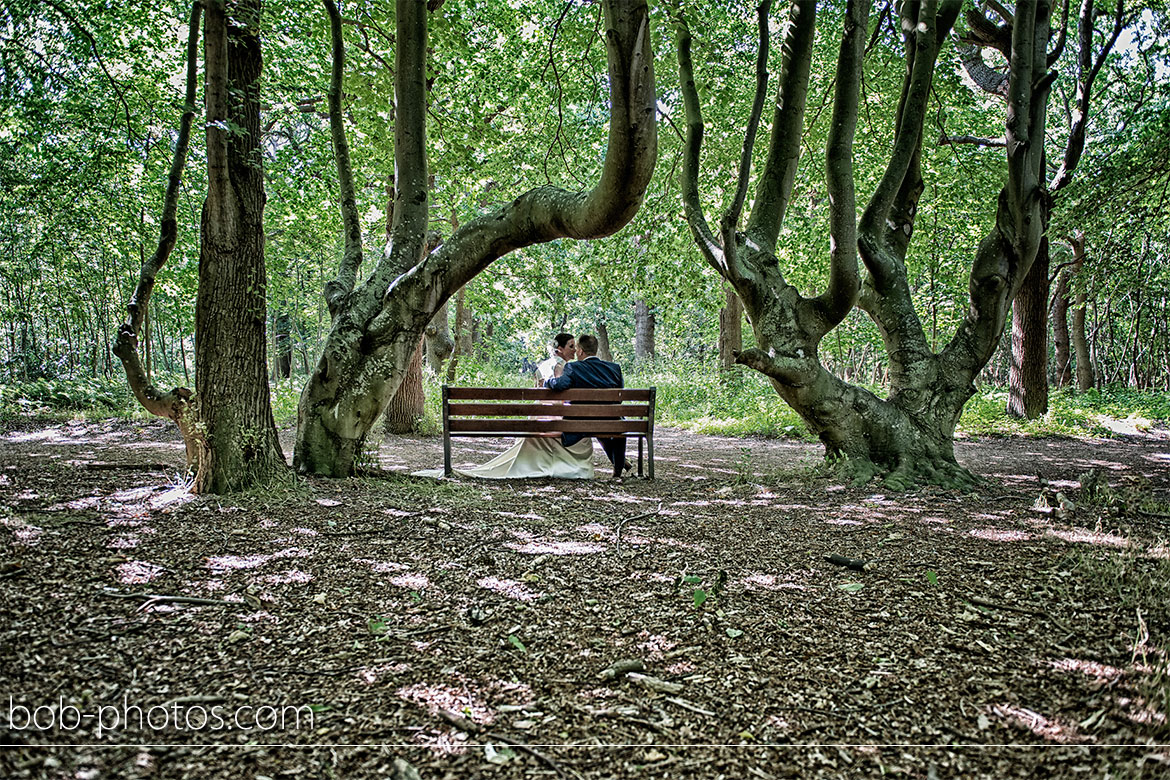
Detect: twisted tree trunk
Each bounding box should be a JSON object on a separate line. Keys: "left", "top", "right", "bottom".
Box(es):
{"left": 295, "top": 0, "right": 656, "bottom": 476}
{"left": 677, "top": 0, "right": 1055, "bottom": 488}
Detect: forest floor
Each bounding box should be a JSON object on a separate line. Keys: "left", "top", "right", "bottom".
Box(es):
{"left": 2, "top": 418, "right": 1170, "bottom": 778}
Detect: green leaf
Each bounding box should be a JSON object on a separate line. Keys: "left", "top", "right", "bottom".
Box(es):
{"left": 725, "top": 628, "right": 743, "bottom": 638}
{"left": 367, "top": 617, "right": 388, "bottom": 636}
{"left": 508, "top": 634, "right": 527, "bottom": 653}
{"left": 926, "top": 570, "right": 938, "bottom": 586}
{"left": 683, "top": 575, "right": 702, "bottom": 585}
{"left": 838, "top": 582, "right": 865, "bottom": 593}
{"left": 692, "top": 588, "right": 708, "bottom": 608}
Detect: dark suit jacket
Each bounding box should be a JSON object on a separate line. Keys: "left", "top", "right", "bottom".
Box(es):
{"left": 544, "top": 356, "right": 624, "bottom": 447}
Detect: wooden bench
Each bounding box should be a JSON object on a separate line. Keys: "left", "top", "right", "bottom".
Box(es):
{"left": 441, "top": 386, "right": 656, "bottom": 479}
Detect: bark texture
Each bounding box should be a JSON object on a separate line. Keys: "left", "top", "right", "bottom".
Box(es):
{"left": 677, "top": 0, "right": 1057, "bottom": 488}
{"left": 295, "top": 0, "right": 657, "bottom": 476}
{"left": 718, "top": 285, "right": 743, "bottom": 370}
{"left": 382, "top": 336, "right": 425, "bottom": 434}
{"left": 597, "top": 321, "right": 613, "bottom": 362}
{"left": 424, "top": 301, "right": 453, "bottom": 374}
{"left": 274, "top": 312, "right": 293, "bottom": 380}
{"left": 961, "top": 0, "right": 1127, "bottom": 419}
{"left": 1052, "top": 261, "right": 1072, "bottom": 388}
{"left": 634, "top": 299, "right": 655, "bottom": 363}
{"left": 1007, "top": 238, "right": 1050, "bottom": 417}
{"left": 194, "top": 0, "right": 284, "bottom": 493}
{"left": 1070, "top": 233, "right": 1095, "bottom": 390}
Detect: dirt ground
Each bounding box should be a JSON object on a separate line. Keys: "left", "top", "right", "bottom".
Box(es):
{"left": 2, "top": 418, "right": 1169, "bottom": 778}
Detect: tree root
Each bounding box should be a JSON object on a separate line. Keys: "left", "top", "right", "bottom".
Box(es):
{"left": 833, "top": 453, "right": 981, "bottom": 492}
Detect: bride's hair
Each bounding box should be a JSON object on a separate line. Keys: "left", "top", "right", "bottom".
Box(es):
{"left": 552, "top": 333, "right": 574, "bottom": 350}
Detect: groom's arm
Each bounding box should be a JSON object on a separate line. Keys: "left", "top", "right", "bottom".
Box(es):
{"left": 545, "top": 362, "right": 574, "bottom": 391}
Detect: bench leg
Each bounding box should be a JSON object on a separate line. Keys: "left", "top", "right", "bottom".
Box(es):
{"left": 647, "top": 432, "right": 654, "bottom": 480}
{"left": 443, "top": 436, "right": 452, "bottom": 477}
{"left": 638, "top": 437, "right": 644, "bottom": 477}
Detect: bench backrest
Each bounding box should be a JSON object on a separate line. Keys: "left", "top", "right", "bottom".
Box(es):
{"left": 442, "top": 386, "right": 655, "bottom": 437}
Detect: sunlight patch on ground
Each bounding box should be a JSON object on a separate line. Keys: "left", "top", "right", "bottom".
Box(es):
{"left": 1096, "top": 414, "right": 1155, "bottom": 436}
{"left": 353, "top": 558, "right": 408, "bottom": 574}
{"left": 477, "top": 576, "right": 539, "bottom": 601}
{"left": 1119, "top": 696, "right": 1167, "bottom": 727}
{"left": 116, "top": 560, "right": 165, "bottom": 584}
{"left": 10, "top": 525, "right": 43, "bottom": 546}
{"left": 635, "top": 631, "right": 677, "bottom": 657}
{"left": 265, "top": 569, "right": 314, "bottom": 585}
{"left": 741, "top": 571, "right": 812, "bottom": 591}
{"left": 990, "top": 703, "right": 1085, "bottom": 743}
{"left": 968, "top": 528, "right": 1035, "bottom": 542}
{"left": 1045, "top": 528, "right": 1130, "bottom": 547}
{"left": 239, "top": 610, "right": 279, "bottom": 624}
{"left": 921, "top": 516, "right": 952, "bottom": 524}
{"left": 493, "top": 510, "right": 548, "bottom": 522}
{"left": 148, "top": 486, "right": 193, "bottom": 509}
{"left": 272, "top": 547, "right": 312, "bottom": 560}
{"left": 206, "top": 553, "right": 271, "bottom": 570}
{"left": 824, "top": 517, "right": 865, "bottom": 526}
{"left": 291, "top": 527, "right": 319, "bottom": 536}
{"left": 389, "top": 572, "right": 431, "bottom": 590}
{"left": 397, "top": 681, "right": 495, "bottom": 726}
{"left": 109, "top": 535, "right": 140, "bottom": 549}
{"left": 628, "top": 571, "right": 673, "bottom": 583}
{"left": 1048, "top": 657, "right": 1124, "bottom": 687}
{"left": 506, "top": 539, "right": 606, "bottom": 555}
{"left": 110, "top": 486, "right": 157, "bottom": 504}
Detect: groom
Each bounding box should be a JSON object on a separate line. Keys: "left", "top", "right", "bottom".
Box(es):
{"left": 544, "top": 334, "right": 629, "bottom": 476}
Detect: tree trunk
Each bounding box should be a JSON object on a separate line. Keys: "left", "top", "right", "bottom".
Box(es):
{"left": 676, "top": 0, "right": 1056, "bottom": 488}
{"left": 424, "top": 301, "right": 453, "bottom": 374}
{"left": 383, "top": 335, "right": 425, "bottom": 434}
{"left": 597, "top": 320, "right": 613, "bottom": 362}
{"left": 634, "top": 299, "right": 655, "bottom": 364}
{"left": 446, "top": 286, "right": 469, "bottom": 383}
{"left": 193, "top": 0, "right": 284, "bottom": 492}
{"left": 273, "top": 311, "right": 292, "bottom": 379}
{"left": 1051, "top": 261, "right": 1072, "bottom": 388}
{"left": 1007, "top": 235, "right": 1050, "bottom": 418}
{"left": 718, "top": 284, "right": 742, "bottom": 370}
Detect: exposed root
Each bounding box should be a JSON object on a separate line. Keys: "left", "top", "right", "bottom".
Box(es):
{"left": 832, "top": 452, "right": 980, "bottom": 491}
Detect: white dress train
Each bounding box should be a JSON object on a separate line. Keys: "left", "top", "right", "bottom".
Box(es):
{"left": 414, "top": 436, "right": 595, "bottom": 479}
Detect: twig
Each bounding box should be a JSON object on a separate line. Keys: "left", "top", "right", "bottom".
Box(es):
{"left": 102, "top": 590, "right": 241, "bottom": 608}
{"left": 484, "top": 732, "right": 582, "bottom": 780}
{"left": 615, "top": 502, "right": 661, "bottom": 556}
{"left": 0, "top": 568, "right": 26, "bottom": 580}
{"left": 436, "top": 710, "right": 579, "bottom": 779}
{"left": 81, "top": 462, "right": 175, "bottom": 471}
{"left": 663, "top": 696, "right": 716, "bottom": 717}
{"left": 966, "top": 596, "right": 1075, "bottom": 636}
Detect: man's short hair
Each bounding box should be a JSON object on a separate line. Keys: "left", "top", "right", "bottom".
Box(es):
{"left": 576, "top": 334, "right": 599, "bottom": 356}
{"left": 553, "top": 333, "right": 575, "bottom": 349}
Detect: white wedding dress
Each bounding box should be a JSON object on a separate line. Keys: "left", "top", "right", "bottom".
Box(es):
{"left": 414, "top": 436, "right": 595, "bottom": 480}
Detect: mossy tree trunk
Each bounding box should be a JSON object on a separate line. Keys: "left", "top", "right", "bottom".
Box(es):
{"left": 676, "top": 0, "right": 1058, "bottom": 488}
{"left": 115, "top": 0, "right": 284, "bottom": 492}
{"left": 295, "top": 0, "right": 657, "bottom": 476}
{"left": 193, "top": 0, "right": 284, "bottom": 492}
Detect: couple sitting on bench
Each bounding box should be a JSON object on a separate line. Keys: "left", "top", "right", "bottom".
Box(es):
{"left": 417, "top": 333, "right": 637, "bottom": 480}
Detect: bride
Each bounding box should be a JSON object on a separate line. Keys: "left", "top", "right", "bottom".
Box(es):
{"left": 413, "top": 334, "right": 594, "bottom": 479}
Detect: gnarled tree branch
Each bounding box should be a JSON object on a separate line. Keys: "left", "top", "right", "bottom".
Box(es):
{"left": 113, "top": 1, "right": 201, "bottom": 454}
{"left": 322, "top": 0, "right": 364, "bottom": 318}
